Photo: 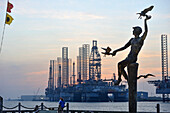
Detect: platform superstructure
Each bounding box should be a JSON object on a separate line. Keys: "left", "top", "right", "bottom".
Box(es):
{"left": 148, "top": 34, "right": 169, "bottom": 101}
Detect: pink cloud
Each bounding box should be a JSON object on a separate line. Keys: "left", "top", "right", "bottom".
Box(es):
{"left": 26, "top": 70, "right": 48, "bottom": 76}
{"left": 140, "top": 54, "right": 160, "bottom": 58}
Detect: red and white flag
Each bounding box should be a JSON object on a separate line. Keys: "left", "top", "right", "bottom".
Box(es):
{"left": 7, "top": 2, "right": 14, "bottom": 13}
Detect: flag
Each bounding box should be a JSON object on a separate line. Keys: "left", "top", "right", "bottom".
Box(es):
{"left": 5, "top": 13, "right": 14, "bottom": 25}
{"left": 7, "top": 2, "right": 14, "bottom": 13}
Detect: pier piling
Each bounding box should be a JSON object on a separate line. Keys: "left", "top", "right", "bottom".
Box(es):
{"left": 0, "top": 96, "right": 3, "bottom": 113}
{"left": 41, "top": 103, "right": 44, "bottom": 110}
{"left": 66, "top": 103, "right": 69, "bottom": 113}
{"left": 18, "top": 102, "right": 21, "bottom": 113}
{"left": 157, "top": 103, "right": 160, "bottom": 113}
{"left": 128, "top": 63, "right": 138, "bottom": 113}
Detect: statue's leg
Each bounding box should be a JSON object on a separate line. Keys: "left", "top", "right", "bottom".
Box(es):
{"left": 115, "top": 60, "right": 128, "bottom": 85}
{"left": 117, "top": 62, "right": 122, "bottom": 81}
{"left": 121, "top": 65, "right": 128, "bottom": 80}
{"left": 118, "top": 60, "right": 128, "bottom": 80}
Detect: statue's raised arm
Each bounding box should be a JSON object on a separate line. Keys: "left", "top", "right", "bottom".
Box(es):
{"left": 137, "top": 6, "right": 154, "bottom": 41}
{"left": 141, "top": 15, "right": 151, "bottom": 41}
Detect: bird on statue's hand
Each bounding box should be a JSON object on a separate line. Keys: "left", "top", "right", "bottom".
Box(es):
{"left": 137, "top": 6, "right": 154, "bottom": 19}
{"left": 101, "top": 46, "right": 112, "bottom": 57}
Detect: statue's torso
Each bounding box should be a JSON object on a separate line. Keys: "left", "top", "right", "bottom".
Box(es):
{"left": 127, "top": 37, "right": 144, "bottom": 62}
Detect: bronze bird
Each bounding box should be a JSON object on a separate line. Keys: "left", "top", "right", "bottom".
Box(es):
{"left": 101, "top": 46, "right": 112, "bottom": 57}
{"left": 137, "top": 73, "right": 155, "bottom": 79}
{"left": 137, "top": 6, "right": 154, "bottom": 19}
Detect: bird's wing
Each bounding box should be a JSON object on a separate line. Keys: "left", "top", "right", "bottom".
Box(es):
{"left": 101, "top": 47, "right": 107, "bottom": 50}
{"left": 142, "top": 6, "right": 154, "bottom": 14}
{"left": 146, "top": 74, "right": 155, "bottom": 77}
{"left": 137, "top": 75, "right": 144, "bottom": 79}
{"left": 101, "top": 52, "right": 106, "bottom": 54}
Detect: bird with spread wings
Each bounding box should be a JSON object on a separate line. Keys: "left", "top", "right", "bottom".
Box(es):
{"left": 137, "top": 74, "right": 155, "bottom": 79}
{"left": 101, "top": 47, "right": 112, "bottom": 57}
{"left": 137, "top": 5, "right": 154, "bottom": 19}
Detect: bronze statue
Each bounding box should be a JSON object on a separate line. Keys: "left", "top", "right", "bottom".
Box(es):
{"left": 102, "top": 6, "right": 153, "bottom": 85}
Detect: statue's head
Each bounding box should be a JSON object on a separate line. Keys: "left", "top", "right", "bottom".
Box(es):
{"left": 133, "top": 26, "right": 142, "bottom": 36}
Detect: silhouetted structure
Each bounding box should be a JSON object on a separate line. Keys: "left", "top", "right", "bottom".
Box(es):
{"left": 57, "top": 57, "right": 62, "bottom": 88}
{"left": 77, "top": 56, "right": 81, "bottom": 82}
{"left": 77, "top": 44, "right": 90, "bottom": 82}
{"left": 48, "top": 60, "right": 56, "bottom": 90}
{"left": 89, "top": 40, "right": 101, "bottom": 80}
{"left": 69, "top": 58, "right": 72, "bottom": 85}
{"left": 46, "top": 60, "right": 56, "bottom": 101}
{"left": 148, "top": 34, "right": 169, "bottom": 102}
{"left": 161, "top": 34, "right": 168, "bottom": 83}
{"left": 72, "top": 62, "right": 76, "bottom": 85}
{"left": 62, "top": 47, "right": 69, "bottom": 87}
{"left": 45, "top": 40, "right": 128, "bottom": 102}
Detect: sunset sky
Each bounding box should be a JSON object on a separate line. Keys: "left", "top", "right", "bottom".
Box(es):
{"left": 0, "top": 0, "right": 170, "bottom": 99}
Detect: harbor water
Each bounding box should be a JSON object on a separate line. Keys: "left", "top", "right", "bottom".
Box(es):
{"left": 3, "top": 101, "right": 170, "bottom": 112}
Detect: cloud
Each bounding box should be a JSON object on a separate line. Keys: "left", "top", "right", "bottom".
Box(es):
{"left": 139, "top": 67, "right": 161, "bottom": 75}
{"left": 15, "top": 8, "right": 106, "bottom": 20}
{"left": 154, "top": 13, "right": 170, "bottom": 19}
{"left": 140, "top": 53, "right": 160, "bottom": 58}
{"left": 26, "top": 70, "right": 48, "bottom": 76}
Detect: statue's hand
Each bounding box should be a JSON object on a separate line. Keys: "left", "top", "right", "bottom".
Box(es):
{"left": 112, "top": 51, "right": 117, "bottom": 56}
{"left": 145, "top": 15, "right": 151, "bottom": 20}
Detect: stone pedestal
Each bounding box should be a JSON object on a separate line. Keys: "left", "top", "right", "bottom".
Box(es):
{"left": 128, "top": 63, "right": 138, "bottom": 113}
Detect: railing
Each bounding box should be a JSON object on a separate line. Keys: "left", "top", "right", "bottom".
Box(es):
{"left": 2, "top": 102, "right": 69, "bottom": 113}
{"left": 0, "top": 96, "right": 69, "bottom": 113}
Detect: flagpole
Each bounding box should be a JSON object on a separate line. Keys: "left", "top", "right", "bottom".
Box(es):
{"left": 0, "top": 0, "right": 9, "bottom": 54}
{"left": 0, "top": 22, "right": 6, "bottom": 54}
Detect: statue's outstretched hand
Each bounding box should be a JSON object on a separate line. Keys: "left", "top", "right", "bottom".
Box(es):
{"left": 111, "top": 51, "right": 117, "bottom": 56}
{"left": 145, "top": 15, "right": 151, "bottom": 20}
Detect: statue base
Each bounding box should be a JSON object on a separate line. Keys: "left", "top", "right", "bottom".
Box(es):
{"left": 128, "top": 63, "right": 138, "bottom": 113}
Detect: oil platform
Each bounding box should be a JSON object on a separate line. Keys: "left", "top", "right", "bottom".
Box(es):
{"left": 148, "top": 34, "right": 170, "bottom": 101}
{"left": 45, "top": 40, "right": 128, "bottom": 102}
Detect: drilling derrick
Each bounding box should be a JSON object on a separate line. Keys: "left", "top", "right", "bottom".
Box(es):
{"left": 161, "top": 34, "right": 169, "bottom": 101}
{"left": 62, "top": 47, "right": 69, "bottom": 87}
{"left": 57, "top": 57, "right": 62, "bottom": 88}
{"left": 72, "top": 62, "right": 76, "bottom": 85}
{"left": 89, "top": 40, "right": 101, "bottom": 81}
{"left": 46, "top": 60, "right": 56, "bottom": 101}
{"left": 48, "top": 60, "right": 55, "bottom": 90}
{"left": 161, "top": 34, "right": 168, "bottom": 81}
{"left": 148, "top": 34, "right": 169, "bottom": 102}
